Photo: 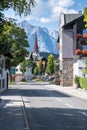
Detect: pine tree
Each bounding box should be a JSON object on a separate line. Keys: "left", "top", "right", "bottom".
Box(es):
{"left": 46, "top": 54, "right": 54, "bottom": 75}
{"left": 38, "top": 60, "right": 43, "bottom": 75}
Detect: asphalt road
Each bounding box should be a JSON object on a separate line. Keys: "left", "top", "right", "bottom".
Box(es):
{"left": 19, "top": 81, "right": 87, "bottom": 130}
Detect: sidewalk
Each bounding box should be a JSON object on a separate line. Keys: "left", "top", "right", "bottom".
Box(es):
{"left": 49, "top": 84, "right": 87, "bottom": 101}
{"left": 0, "top": 87, "right": 25, "bottom": 130}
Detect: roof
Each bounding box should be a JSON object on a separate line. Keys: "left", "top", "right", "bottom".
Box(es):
{"left": 64, "top": 13, "right": 83, "bottom": 25}
{"left": 63, "top": 14, "right": 83, "bottom": 28}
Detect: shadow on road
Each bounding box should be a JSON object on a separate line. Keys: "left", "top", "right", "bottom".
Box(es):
{"left": 1, "top": 88, "right": 71, "bottom": 98}
{"left": 21, "top": 89, "right": 71, "bottom": 98}
{"left": 26, "top": 107, "right": 87, "bottom": 130}
{"left": 0, "top": 104, "right": 24, "bottom": 130}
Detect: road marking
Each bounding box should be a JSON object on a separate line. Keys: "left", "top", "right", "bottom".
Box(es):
{"left": 65, "top": 103, "right": 74, "bottom": 108}
{"left": 79, "top": 111, "right": 87, "bottom": 116}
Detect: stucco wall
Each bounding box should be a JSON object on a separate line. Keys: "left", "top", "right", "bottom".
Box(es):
{"left": 62, "top": 30, "right": 74, "bottom": 58}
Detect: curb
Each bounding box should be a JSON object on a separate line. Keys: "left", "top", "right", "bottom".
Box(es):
{"left": 21, "top": 96, "right": 30, "bottom": 130}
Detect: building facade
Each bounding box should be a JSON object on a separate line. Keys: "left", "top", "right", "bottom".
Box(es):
{"left": 58, "top": 13, "right": 87, "bottom": 86}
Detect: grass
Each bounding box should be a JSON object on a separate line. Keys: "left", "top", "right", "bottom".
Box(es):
{"left": 8, "top": 82, "right": 16, "bottom": 85}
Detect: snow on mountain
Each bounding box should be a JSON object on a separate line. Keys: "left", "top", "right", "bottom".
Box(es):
{"left": 49, "top": 30, "right": 58, "bottom": 40}
{"left": 19, "top": 20, "right": 59, "bottom": 54}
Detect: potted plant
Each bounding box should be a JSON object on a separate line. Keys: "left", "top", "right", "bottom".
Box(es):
{"left": 74, "top": 76, "right": 80, "bottom": 89}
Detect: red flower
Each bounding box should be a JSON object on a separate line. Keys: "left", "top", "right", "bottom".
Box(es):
{"left": 75, "top": 49, "right": 81, "bottom": 55}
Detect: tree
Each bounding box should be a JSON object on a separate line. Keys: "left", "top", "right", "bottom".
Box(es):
{"left": 46, "top": 54, "right": 54, "bottom": 75}
{"left": 0, "top": 0, "right": 36, "bottom": 82}
{"left": 0, "top": 0, "right": 35, "bottom": 44}
{"left": 20, "top": 59, "right": 36, "bottom": 75}
{"left": 83, "top": 7, "right": 87, "bottom": 30}
{"left": 27, "top": 60, "right": 36, "bottom": 74}
{"left": 0, "top": 0, "right": 35, "bottom": 56}
{"left": 20, "top": 60, "right": 26, "bottom": 75}
{"left": 0, "top": 0, "right": 35, "bottom": 16}
{"left": 0, "top": 21, "right": 29, "bottom": 67}
{"left": 54, "top": 62, "right": 59, "bottom": 73}
{"left": 34, "top": 67, "right": 38, "bottom": 76}
{"left": 38, "top": 60, "right": 43, "bottom": 75}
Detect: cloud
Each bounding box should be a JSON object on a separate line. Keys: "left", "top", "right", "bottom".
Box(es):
{"left": 25, "top": 0, "right": 78, "bottom": 23}
{"left": 52, "top": 0, "right": 74, "bottom": 8}
{"left": 40, "top": 17, "right": 51, "bottom": 23}
{"left": 48, "top": 0, "right": 78, "bottom": 21}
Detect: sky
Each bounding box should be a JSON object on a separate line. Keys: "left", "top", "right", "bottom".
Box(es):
{"left": 4, "top": 0, "right": 87, "bottom": 30}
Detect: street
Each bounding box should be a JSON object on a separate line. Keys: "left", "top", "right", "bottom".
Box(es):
{"left": 1, "top": 1, "right": 87, "bottom": 130}
{"left": 20, "top": 81, "right": 87, "bottom": 130}
{"left": 0, "top": 81, "right": 87, "bottom": 130}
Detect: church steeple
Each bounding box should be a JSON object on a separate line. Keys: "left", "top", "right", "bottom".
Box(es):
{"left": 32, "top": 33, "right": 40, "bottom": 61}
{"left": 34, "top": 34, "right": 38, "bottom": 53}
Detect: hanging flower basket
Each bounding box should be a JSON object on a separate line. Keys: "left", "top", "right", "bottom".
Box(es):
{"left": 83, "top": 34, "right": 87, "bottom": 38}
{"left": 75, "top": 49, "right": 81, "bottom": 55}
{"left": 82, "top": 50, "right": 87, "bottom": 55}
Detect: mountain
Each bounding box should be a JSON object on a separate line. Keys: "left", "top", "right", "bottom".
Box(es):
{"left": 40, "top": 52, "right": 58, "bottom": 60}
{"left": 19, "top": 20, "right": 59, "bottom": 54}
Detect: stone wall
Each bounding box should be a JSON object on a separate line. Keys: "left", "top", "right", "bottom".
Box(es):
{"left": 61, "top": 58, "right": 73, "bottom": 86}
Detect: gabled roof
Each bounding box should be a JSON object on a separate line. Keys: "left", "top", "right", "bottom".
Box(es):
{"left": 63, "top": 14, "right": 83, "bottom": 28}
{"left": 64, "top": 13, "right": 83, "bottom": 25}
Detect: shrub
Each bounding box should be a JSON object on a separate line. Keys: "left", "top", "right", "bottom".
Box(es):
{"left": 34, "top": 67, "right": 38, "bottom": 76}
{"left": 52, "top": 78, "right": 60, "bottom": 85}
{"left": 74, "top": 76, "right": 79, "bottom": 84}
{"left": 79, "top": 77, "right": 87, "bottom": 90}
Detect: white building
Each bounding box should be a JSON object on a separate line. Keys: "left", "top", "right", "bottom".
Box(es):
{"left": 58, "top": 13, "right": 87, "bottom": 86}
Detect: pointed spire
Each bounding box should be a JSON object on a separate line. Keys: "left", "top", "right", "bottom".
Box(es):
{"left": 34, "top": 34, "right": 38, "bottom": 53}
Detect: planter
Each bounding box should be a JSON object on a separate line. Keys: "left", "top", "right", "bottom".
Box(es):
{"left": 74, "top": 84, "right": 78, "bottom": 89}
{"left": 74, "top": 83, "right": 80, "bottom": 89}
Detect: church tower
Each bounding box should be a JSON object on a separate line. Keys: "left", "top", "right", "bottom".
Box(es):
{"left": 34, "top": 34, "right": 38, "bottom": 54}
{"left": 33, "top": 34, "right": 40, "bottom": 61}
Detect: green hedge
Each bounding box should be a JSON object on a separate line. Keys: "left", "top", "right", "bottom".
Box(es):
{"left": 79, "top": 77, "right": 87, "bottom": 90}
